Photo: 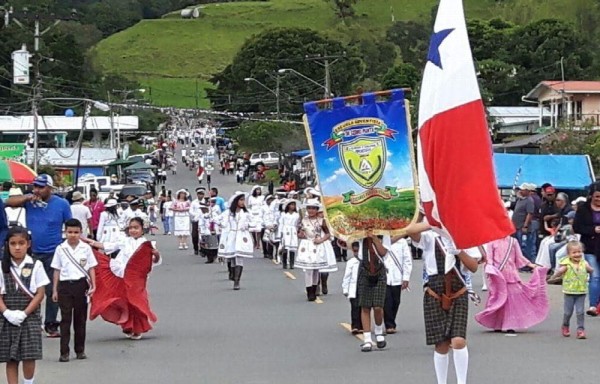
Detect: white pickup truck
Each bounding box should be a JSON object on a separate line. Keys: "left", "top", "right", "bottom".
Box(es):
{"left": 76, "top": 174, "right": 124, "bottom": 201}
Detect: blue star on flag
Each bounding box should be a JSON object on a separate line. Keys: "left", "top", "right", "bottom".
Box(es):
{"left": 427, "top": 28, "right": 454, "bottom": 69}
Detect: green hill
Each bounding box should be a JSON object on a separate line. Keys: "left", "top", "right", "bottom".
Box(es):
{"left": 91, "top": 0, "right": 589, "bottom": 108}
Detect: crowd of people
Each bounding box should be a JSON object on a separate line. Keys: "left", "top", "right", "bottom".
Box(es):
{"left": 4, "top": 122, "right": 600, "bottom": 384}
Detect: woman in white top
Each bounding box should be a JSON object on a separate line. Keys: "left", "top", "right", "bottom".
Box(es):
{"left": 247, "top": 185, "right": 265, "bottom": 250}
{"left": 280, "top": 200, "right": 300, "bottom": 270}
{"left": 171, "top": 189, "right": 191, "bottom": 250}
{"left": 217, "top": 192, "right": 254, "bottom": 290}
{"left": 97, "top": 199, "right": 125, "bottom": 245}
{"left": 5, "top": 188, "right": 26, "bottom": 227}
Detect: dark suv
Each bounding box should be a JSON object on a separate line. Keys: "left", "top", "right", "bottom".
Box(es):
{"left": 118, "top": 184, "right": 148, "bottom": 201}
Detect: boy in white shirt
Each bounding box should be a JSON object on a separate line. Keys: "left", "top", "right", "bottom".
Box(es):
{"left": 51, "top": 219, "right": 97, "bottom": 362}
{"left": 341, "top": 242, "right": 362, "bottom": 334}
{"left": 384, "top": 236, "right": 412, "bottom": 334}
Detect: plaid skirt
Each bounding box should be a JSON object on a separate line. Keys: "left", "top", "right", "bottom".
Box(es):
{"left": 0, "top": 311, "right": 43, "bottom": 362}
{"left": 423, "top": 273, "right": 468, "bottom": 346}
{"left": 357, "top": 268, "right": 387, "bottom": 308}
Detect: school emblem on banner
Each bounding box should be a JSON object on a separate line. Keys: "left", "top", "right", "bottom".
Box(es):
{"left": 21, "top": 268, "right": 32, "bottom": 278}
{"left": 340, "top": 137, "right": 386, "bottom": 189}
{"left": 303, "top": 89, "right": 418, "bottom": 241}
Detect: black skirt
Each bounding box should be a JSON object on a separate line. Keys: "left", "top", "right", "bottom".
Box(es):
{"left": 423, "top": 272, "right": 468, "bottom": 345}
{"left": 357, "top": 268, "right": 387, "bottom": 308}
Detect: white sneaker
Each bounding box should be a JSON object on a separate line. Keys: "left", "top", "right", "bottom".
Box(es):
{"left": 178, "top": 245, "right": 183, "bottom": 250}
{"left": 184, "top": 244, "right": 189, "bottom": 249}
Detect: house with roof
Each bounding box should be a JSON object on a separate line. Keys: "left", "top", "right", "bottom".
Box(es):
{"left": 487, "top": 106, "right": 550, "bottom": 135}
{"left": 523, "top": 81, "right": 600, "bottom": 128}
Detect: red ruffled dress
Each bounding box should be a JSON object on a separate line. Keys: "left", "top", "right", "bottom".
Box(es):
{"left": 91, "top": 239, "right": 160, "bottom": 335}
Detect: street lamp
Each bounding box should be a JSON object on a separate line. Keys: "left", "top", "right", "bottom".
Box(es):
{"left": 244, "top": 77, "right": 280, "bottom": 118}
{"left": 278, "top": 68, "right": 333, "bottom": 97}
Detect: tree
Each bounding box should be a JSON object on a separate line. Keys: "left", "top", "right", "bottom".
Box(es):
{"left": 351, "top": 36, "right": 397, "bottom": 81}
{"left": 380, "top": 63, "right": 419, "bottom": 91}
{"left": 508, "top": 19, "right": 595, "bottom": 100}
{"left": 229, "top": 121, "right": 307, "bottom": 154}
{"left": 208, "top": 28, "right": 364, "bottom": 113}
{"left": 476, "top": 59, "right": 521, "bottom": 106}
{"left": 386, "top": 21, "right": 430, "bottom": 68}
{"left": 324, "top": 0, "right": 358, "bottom": 20}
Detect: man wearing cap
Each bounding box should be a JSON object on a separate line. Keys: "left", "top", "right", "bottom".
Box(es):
{"left": 190, "top": 187, "right": 206, "bottom": 255}
{"left": 7, "top": 174, "right": 72, "bottom": 337}
{"left": 70, "top": 191, "right": 93, "bottom": 238}
{"left": 541, "top": 185, "right": 560, "bottom": 235}
{"left": 512, "top": 183, "right": 536, "bottom": 262}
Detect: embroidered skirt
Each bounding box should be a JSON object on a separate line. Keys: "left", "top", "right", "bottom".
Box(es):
{"left": 357, "top": 268, "right": 387, "bottom": 308}
{"left": 423, "top": 273, "right": 468, "bottom": 345}
{"left": 218, "top": 230, "right": 254, "bottom": 259}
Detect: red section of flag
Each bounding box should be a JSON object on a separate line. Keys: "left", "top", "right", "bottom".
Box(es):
{"left": 419, "top": 100, "right": 514, "bottom": 248}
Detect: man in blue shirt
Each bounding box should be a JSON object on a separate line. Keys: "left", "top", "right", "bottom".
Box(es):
{"left": 210, "top": 187, "right": 226, "bottom": 212}
{"left": 7, "top": 174, "right": 72, "bottom": 337}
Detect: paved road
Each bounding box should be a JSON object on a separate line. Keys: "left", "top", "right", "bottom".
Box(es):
{"left": 38, "top": 145, "right": 600, "bottom": 383}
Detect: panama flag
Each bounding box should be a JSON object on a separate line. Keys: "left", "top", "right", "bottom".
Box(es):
{"left": 417, "top": 0, "right": 514, "bottom": 249}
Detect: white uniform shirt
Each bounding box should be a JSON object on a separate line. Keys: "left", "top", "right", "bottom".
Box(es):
{"left": 5, "top": 207, "right": 26, "bottom": 227}
{"left": 386, "top": 239, "right": 412, "bottom": 285}
{"left": 341, "top": 257, "right": 360, "bottom": 299}
{"left": 413, "top": 231, "right": 481, "bottom": 276}
{"left": 104, "top": 236, "right": 162, "bottom": 278}
{"left": 190, "top": 199, "right": 204, "bottom": 222}
{"left": 0, "top": 255, "right": 50, "bottom": 294}
{"left": 70, "top": 203, "right": 92, "bottom": 236}
{"left": 51, "top": 240, "right": 98, "bottom": 281}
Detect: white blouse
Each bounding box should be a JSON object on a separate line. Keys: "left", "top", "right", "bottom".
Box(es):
{"left": 103, "top": 236, "right": 162, "bottom": 278}
{"left": 0, "top": 255, "right": 50, "bottom": 295}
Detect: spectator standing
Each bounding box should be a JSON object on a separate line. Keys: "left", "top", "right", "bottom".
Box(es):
{"left": 512, "top": 183, "right": 536, "bottom": 263}
{"left": 70, "top": 192, "right": 92, "bottom": 239}
{"left": 541, "top": 185, "right": 559, "bottom": 235}
{"left": 5, "top": 188, "right": 26, "bottom": 227}
{"left": 6, "top": 174, "right": 72, "bottom": 337}
{"left": 573, "top": 182, "right": 600, "bottom": 316}
{"left": 84, "top": 189, "right": 105, "bottom": 240}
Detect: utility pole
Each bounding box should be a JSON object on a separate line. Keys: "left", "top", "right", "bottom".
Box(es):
{"left": 560, "top": 56, "right": 567, "bottom": 128}
{"left": 6, "top": 8, "right": 74, "bottom": 171}
{"left": 324, "top": 59, "right": 331, "bottom": 99}
{"left": 276, "top": 73, "right": 280, "bottom": 119}
{"left": 305, "top": 53, "right": 345, "bottom": 98}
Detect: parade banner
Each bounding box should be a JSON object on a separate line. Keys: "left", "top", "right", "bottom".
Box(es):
{"left": 303, "top": 89, "right": 418, "bottom": 241}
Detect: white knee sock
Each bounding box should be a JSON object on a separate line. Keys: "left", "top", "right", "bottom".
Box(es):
{"left": 374, "top": 323, "right": 384, "bottom": 336}
{"left": 434, "top": 352, "right": 449, "bottom": 384}
{"left": 453, "top": 347, "right": 469, "bottom": 384}
{"left": 363, "top": 332, "right": 373, "bottom": 344}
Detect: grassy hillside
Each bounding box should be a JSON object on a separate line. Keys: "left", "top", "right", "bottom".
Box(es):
{"left": 91, "top": 0, "right": 588, "bottom": 108}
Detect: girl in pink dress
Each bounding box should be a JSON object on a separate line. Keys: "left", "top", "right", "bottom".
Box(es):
{"left": 475, "top": 236, "right": 549, "bottom": 332}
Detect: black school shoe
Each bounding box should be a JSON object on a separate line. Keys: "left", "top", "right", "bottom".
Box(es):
{"left": 76, "top": 353, "right": 87, "bottom": 360}
{"left": 59, "top": 354, "right": 69, "bottom": 362}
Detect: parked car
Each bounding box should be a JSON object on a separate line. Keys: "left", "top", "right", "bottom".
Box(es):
{"left": 118, "top": 184, "right": 148, "bottom": 201}
{"left": 249, "top": 152, "right": 280, "bottom": 167}
{"left": 127, "top": 154, "right": 149, "bottom": 163}
{"left": 126, "top": 171, "right": 155, "bottom": 186}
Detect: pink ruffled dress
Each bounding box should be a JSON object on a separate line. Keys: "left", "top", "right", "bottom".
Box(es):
{"left": 475, "top": 236, "right": 549, "bottom": 331}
